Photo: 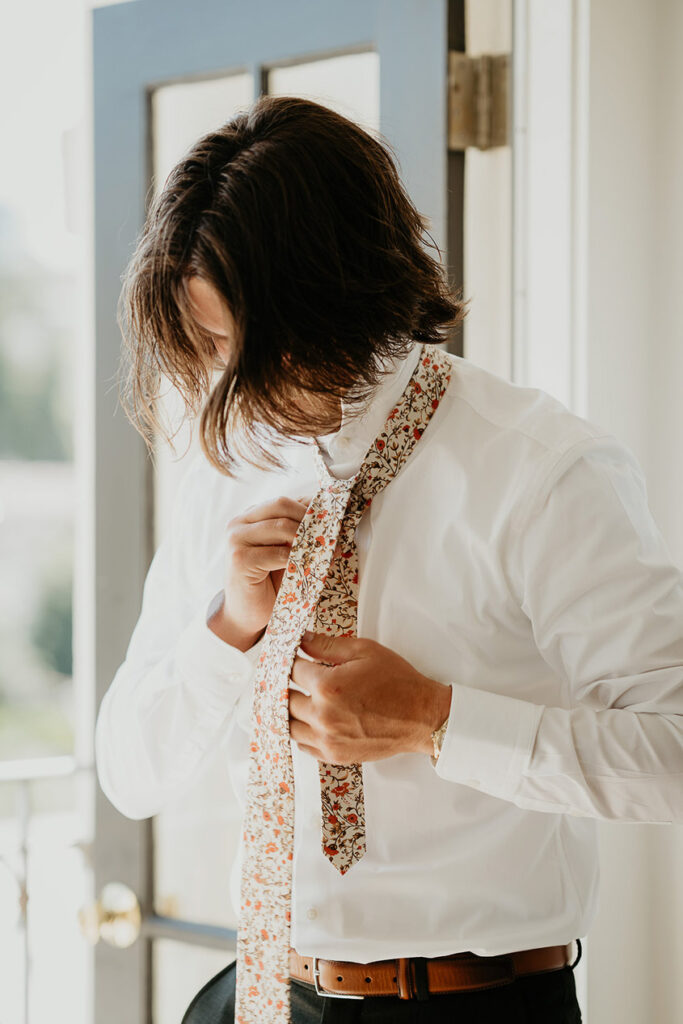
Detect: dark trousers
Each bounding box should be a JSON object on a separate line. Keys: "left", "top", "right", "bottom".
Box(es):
{"left": 180, "top": 955, "right": 583, "bottom": 1024}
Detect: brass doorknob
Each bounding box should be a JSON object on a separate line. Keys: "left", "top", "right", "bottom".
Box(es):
{"left": 78, "top": 882, "right": 141, "bottom": 948}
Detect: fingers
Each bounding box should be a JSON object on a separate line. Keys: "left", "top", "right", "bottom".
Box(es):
{"left": 288, "top": 689, "right": 314, "bottom": 723}
{"left": 299, "top": 631, "right": 366, "bottom": 664}
{"left": 227, "top": 500, "right": 309, "bottom": 579}
{"left": 289, "top": 655, "right": 318, "bottom": 694}
{"left": 236, "top": 517, "right": 301, "bottom": 549}
{"left": 231, "top": 534, "right": 341, "bottom": 582}
{"left": 289, "top": 711, "right": 322, "bottom": 759}
{"left": 229, "top": 495, "right": 314, "bottom": 550}
{"left": 237, "top": 495, "right": 312, "bottom": 525}
{"left": 288, "top": 679, "right": 312, "bottom": 697}
{"left": 235, "top": 543, "right": 293, "bottom": 576}
{"left": 227, "top": 491, "right": 339, "bottom": 581}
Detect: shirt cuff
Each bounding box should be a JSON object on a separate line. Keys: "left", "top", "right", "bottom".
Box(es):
{"left": 174, "top": 590, "right": 265, "bottom": 708}
{"left": 433, "top": 682, "right": 544, "bottom": 800}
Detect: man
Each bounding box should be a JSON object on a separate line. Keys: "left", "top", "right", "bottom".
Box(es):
{"left": 95, "top": 95, "right": 683, "bottom": 1023}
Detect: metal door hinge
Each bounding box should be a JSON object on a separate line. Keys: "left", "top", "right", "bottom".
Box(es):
{"left": 448, "top": 51, "right": 510, "bottom": 151}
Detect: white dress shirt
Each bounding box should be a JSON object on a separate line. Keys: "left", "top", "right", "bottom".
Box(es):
{"left": 95, "top": 341, "right": 683, "bottom": 962}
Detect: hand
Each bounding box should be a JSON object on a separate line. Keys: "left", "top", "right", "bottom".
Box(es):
{"left": 288, "top": 631, "right": 452, "bottom": 762}
{"left": 208, "top": 494, "right": 312, "bottom": 651}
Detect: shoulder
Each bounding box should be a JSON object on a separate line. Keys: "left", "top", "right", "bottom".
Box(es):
{"left": 438, "top": 351, "right": 607, "bottom": 453}
{"left": 434, "top": 350, "right": 635, "bottom": 530}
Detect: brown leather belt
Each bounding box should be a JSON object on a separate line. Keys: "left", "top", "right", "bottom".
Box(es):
{"left": 289, "top": 942, "right": 575, "bottom": 999}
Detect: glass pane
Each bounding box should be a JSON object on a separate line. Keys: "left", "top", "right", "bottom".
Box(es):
{"left": 25, "top": 793, "right": 90, "bottom": 1024}
{"left": 0, "top": 813, "right": 25, "bottom": 1024}
{"left": 0, "top": 774, "right": 89, "bottom": 1024}
{"left": 154, "top": 939, "right": 235, "bottom": 1024}
{"left": 268, "top": 51, "right": 379, "bottom": 132}
{"left": 150, "top": 73, "right": 253, "bottom": 930}
{"left": 0, "top": 466, "right": 74, "bottom": 758}
{"left": 0, "top": 0, "right": 82, "bottom": 759}
{"left": 152, "top": 73, "right": 255, "bottom": 194}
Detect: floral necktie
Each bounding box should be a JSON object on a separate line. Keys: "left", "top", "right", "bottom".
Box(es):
{"left": 234, "top": 342, "right": 453, "bottom": 1024}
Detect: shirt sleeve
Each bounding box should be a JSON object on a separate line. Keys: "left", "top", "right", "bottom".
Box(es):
{"left": 94, "top": 463, "right": 264, "bottom": 821}
{"left": 434, "top": 435, "right": 683, "bottom": 824}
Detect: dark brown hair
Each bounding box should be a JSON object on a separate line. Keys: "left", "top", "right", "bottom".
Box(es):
{"left": 117, "top": 93, "right": 466, "bottom": 476}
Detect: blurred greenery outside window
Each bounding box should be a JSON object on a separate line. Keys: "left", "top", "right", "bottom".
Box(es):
{"left": 0, "top": 209, "right": 76, "bottom": 764}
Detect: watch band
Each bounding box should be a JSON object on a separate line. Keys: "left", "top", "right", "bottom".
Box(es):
{"left": 430, "top": 715, "right": 449, "bottom": 766}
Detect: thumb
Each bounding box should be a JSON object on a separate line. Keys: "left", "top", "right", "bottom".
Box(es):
{"left": 299, "top": 630, "right": 362, "bottom": 664}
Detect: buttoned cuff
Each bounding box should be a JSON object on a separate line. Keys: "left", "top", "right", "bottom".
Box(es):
{"left": 174, "top": 590, "right": 266, "bottom": 710}
{"left": 434, "top": 682, "right": 544, "bottom": 799}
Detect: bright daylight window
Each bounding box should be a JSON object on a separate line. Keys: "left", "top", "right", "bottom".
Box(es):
{"left": 0, "top": 3, "right": 91, "bottom": 1023}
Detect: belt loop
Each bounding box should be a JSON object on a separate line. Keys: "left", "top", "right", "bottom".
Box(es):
{"left": 569, "top": 938, "right": 583, "bottom": 970}
{"left": 396, "top": 958, "right": 412, "bottom": 999}
{"left": 410, "top": 957, "right": 430, "bottom": 1001}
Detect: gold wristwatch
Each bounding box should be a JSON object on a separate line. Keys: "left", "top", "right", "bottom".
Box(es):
{"left": 430, "top": 715, "right": 450, "bottom": 767}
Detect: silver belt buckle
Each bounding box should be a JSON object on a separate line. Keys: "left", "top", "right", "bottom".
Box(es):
{"left": 312, "top": 956, "right": 364, "bottom": 999}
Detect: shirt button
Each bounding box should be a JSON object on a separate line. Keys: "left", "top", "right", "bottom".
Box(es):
{"left": 465, "top": 778, "right": 480, "bottom": 788}
{"left": 306, "top": 907, "right": 318, "bottom": 920}
{"left": 337, "top": 436, "right": 352, "bottom": 449}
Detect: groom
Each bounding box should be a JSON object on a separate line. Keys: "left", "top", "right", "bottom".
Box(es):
{"left": 96, "top": 94, "right": 683, "bottom": 1024}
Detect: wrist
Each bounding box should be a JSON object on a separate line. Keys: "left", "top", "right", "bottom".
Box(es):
{"left": 415, "top": 678, "right": 452, "bottom": 756}
{"left": 208, "top": 597, "right": 265, "bottom": 652}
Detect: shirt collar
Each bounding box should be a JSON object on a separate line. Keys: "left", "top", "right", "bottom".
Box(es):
{"left": 315, "top": 342, "right": 423, "bottom": 460}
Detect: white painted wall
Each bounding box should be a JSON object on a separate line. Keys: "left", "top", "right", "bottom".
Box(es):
{"left": 649, "top": 9, "right": 683, "bottom": 1014}
{"left": 577, "top": 2, "right": 683, "bottom": 1022}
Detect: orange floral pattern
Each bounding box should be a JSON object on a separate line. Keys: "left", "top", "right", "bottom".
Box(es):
{"left": 234, "top": 343, "right": 453, "bottom": 1023}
